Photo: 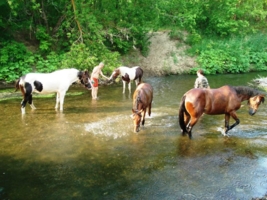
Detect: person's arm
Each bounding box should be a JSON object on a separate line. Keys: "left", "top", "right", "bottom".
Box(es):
{"left": 100, "top": 71, "right": 109, "bottom": 79}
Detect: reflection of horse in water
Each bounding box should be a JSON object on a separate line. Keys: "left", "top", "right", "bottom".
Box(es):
{"left": 132, "top": 83, "right": 153, "bottom": 132}
{"left": 15, "top": 68, "right": 90, "bottom": 114}
{"left": 109, "top": 66, "right": 143, "bottom": 93}
{"left": 179, "top": 85, "right": 265, "bottom": 139}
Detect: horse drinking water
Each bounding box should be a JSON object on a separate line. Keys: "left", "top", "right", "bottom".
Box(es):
{"left": 132, "top": 83, "right": 153, "bottom": 132}
{"left": 179, "top": 85, "right": 265, "bottom": 139}
{"left": 109, "top": 66, "right": 143, "bottom": 93}
{"left": 15, "top": 68, "right": 90, "bottom": 114}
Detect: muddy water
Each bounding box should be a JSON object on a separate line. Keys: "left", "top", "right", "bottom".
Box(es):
{"left": 1, "top": 72, "right": 267, "bottom": 199}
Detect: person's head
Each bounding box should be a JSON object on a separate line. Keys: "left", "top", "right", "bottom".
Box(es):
{"left": 197, "top": 69, "right": 204, "bottom": 76}
{"left": 99, "top": 62, "right": 104, "bottom": 68}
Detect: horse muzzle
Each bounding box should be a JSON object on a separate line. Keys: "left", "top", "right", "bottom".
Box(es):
{"left": 134, "top": 125, "right": 140, "bottom": 133}
{"left": 248, "top": 108, "right": 257, "bottom": 116}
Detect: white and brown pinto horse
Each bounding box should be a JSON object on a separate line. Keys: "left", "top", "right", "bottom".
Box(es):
{"left": 179, "top": 85, "right": 265, "bottom": 139}
{"left": 132, "top": 83, "right": 153, "bottom": 132}
{"left": 109, "top": 66, "right": 143, "bottom": 93}
{"left": 15, "top": 68, "right": 90, "bottom": 114}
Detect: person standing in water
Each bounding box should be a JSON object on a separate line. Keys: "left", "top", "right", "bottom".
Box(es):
{"left": 194, "top": 69, "right": 210, "bottom": 89}
{"left": 90, "top": 62, "right": 109, "bottom": 99}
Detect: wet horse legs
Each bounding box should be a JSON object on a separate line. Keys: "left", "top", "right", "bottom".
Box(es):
{"left": 141, "top": 109, "right": 147, "bottom": 126}
{"left": 224, "top": 113, "right": 240, "bottom": 135}
{"left": 55, "top": 91, "right": 66, "bottom": 111}
{"left": 20, "top": 83, "right": 36, "bottom": 114}
{"left": 186, "top": 117, "right": 199, "bottom": 139}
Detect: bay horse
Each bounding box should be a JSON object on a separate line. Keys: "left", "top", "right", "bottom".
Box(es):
{"left": 109, "top": 66, "right": 143, "bottom": 93}
{"left": 179, "top": 85, "right": 265, "bottom": 139}
{"left": 131, "top": 83, "right": 153, "bottom": 132}
{"left": 15, "top": 68, "right": 90, "bottom": 114}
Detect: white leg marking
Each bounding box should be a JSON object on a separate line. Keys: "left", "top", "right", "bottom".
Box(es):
{"left": 122, "top": 81, "right": 126, "bottom": 93}
{"left": 30, "top": 103, "right": 36, "bottom": 109}
{"left": 59, "top": 91, "right": 66, "bottom": 111}
{"left": 128, "top": 82, "right": 131, "bottom": 93}
{"left": 55, "top": 92, "right": 60, "bottom": 109}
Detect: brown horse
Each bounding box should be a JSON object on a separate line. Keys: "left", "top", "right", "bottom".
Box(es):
{"left": 132, "top": 83, "right": 153, "bottom": 132}
{"left": 179, "top": 85, "right": 265, "bottom": 139}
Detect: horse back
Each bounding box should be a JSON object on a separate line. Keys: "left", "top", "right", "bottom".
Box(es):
{"left": 18, "top": 69, "right": 79, "bottom": 93}
{"left": 133, "top": 83, "right": 153, "bottom": 108}
{"left": 185, "top": 86, "right": 242, "bottom": 114}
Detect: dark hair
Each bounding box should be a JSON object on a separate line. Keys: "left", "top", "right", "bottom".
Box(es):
{"left": 197, "top": 69, "right": 204, "bottom": 75}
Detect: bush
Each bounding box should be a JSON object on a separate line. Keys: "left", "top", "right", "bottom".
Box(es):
{"left": 189, "top": 33, "right": 267, "bottom": 74}
{"left": 0, "top": 41, "right": 33, "bottom": 82}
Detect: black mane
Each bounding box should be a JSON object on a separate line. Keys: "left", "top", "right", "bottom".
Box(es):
{"left": 232, "top": 86, "right": 260, "bottom": 97}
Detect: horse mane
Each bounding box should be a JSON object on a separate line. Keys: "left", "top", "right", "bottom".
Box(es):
{"left": 134, "top": 91, "right": 143, "bottom": 110}
{"left": 232, "top": 86, "right": 260, "bottom": 97}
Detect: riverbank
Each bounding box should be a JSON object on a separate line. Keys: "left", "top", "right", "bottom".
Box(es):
{"left": 122, "top": 31, "right": 196, "bottom": 77}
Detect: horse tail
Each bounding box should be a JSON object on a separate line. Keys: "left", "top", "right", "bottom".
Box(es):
{"left": 136, "top": 67, "right": 143, "bottom": 83}
{"left": 179, "top": 95, "right": 187, "bottom": 133}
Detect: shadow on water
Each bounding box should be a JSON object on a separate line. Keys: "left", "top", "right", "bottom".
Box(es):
{"left": 1, "top": 72, "right": 267, "bottom": 199}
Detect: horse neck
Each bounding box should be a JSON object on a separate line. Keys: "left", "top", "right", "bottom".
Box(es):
{"left": 60, "top": 69, "right": 79, "bottom": 83}
{"left": 134, "top": 92, "right": 143, "bottom": 110}
{"left": 233, "top": 86, "right": 259, "bottom": 101}
{"left": 119, "top": 67, "right": 129, "bottom": 76}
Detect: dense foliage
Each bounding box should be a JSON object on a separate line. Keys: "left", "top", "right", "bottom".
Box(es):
{"left": 188, "top": 33, "right": 267, "bottom": 74}
{"left": 0, "top": 0, "right": 267, "bottom": 82}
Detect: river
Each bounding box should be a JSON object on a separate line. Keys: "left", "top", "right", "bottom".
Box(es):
{"left": 0, "top": 72, "right": 267, "bottom": 199}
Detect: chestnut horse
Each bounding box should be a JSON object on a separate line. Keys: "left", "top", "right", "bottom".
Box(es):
{"left": 15, "top": 68, "right": 90, "bottom": 114}
{"left": 109, "top": 66, "right": 143, "bottom": 93}
{"left": 132, "top": 83, "right": 153, "bottom": 132}
{"left": 179, "top": 85, "right": 265, "bottom": 139}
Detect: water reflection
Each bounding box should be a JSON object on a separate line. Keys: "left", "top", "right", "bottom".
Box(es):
{"left": 1, "top": 72, "right": 267, "bottom": 199}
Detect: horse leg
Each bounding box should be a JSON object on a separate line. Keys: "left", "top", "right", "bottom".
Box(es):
{"left": 224, "top": 112, "right": 240, "bottom": 135}
{"left": 21, "top": 97, "right": 28, "bottom": 115}
{"left": 20, "top": 83, "right": 32, "bottom": 114}
{"left": 29, "top": 94, "right": 36, "bottom": 110}
{"left": 122, "top": 81, "right": 126, "bottom": 93}
{"left": 183, "top": 113, "right": 190, "bottom": 135}
{"left": 128, "top": 82, "right": 131, "bottom": 93}
{"left": 186, "top": 116, "right": 200, "bottom": 139}
{"left": 148, "top": 103, "right": 152, "bottom": 116}
{"left": 55, "top": 92, "right": 60, "bottom": 110}
{"left": 184, "top": 102, "right": 202, "bottom": 138}
{"left": 59, "top": 91, "right": 66, "bottom": 111}
{"left": 141, "top": 109, "right": 147, "bottom": 126}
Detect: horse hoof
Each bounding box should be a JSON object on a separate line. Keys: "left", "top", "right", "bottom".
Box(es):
{"left": 222, "top": 132, "right": 229, "bottom": 137}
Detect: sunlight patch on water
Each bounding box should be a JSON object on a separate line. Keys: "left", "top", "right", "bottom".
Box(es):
{"left": 84, "top": 114, "right": 132, "bottom": 139}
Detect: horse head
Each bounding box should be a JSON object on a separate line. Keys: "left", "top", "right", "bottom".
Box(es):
{"left": 109, "top": 69, "right": 120, "bottom": 81}
{"left": 78, "top": 70, "right": 90, "bottom": 88}
{"left": 131, "top": 109, "right": 143, "bottom": 132}
{"left": 248, "top": 94, "right": 265, "bottom": 115}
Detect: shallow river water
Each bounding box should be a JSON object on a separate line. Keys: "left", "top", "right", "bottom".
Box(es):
{"left": 1, "top": 72, "right": 267, "bottom": 199}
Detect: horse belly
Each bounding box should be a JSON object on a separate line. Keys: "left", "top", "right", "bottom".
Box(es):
{"left": 129, "top": 69, "right": 138, "bottom": 80}
{"left": 204, "top": 104, "right": 228, "bottom": 115}
{"left": 33, "top": 81, "right": 60, "bottom": 94}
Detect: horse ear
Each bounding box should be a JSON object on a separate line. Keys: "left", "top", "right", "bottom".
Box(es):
{"left": 261, "top": 95, "right": 265, "bottom": 103}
